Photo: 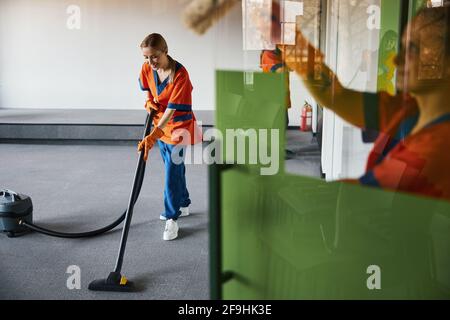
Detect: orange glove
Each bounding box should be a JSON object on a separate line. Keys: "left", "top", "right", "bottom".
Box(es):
{"left": 145, "top": 99, "right": 160, "bottom": 113}
{"left": 138, "top": 127, "right": 165, "bottom": 161}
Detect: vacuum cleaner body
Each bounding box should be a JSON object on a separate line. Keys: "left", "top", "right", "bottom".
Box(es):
{"left": 0, "top": 189, "right": 33, "bottom": 237}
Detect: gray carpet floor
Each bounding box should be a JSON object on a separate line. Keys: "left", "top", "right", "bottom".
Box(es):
{"left": 0, "top": 143, "right": 209, "bottom": 300}
{"left": 0, "top": 130, "right": 321, "bottom": 300}
{"left": 285, "top": 130, "right": 322, "bottom": 178}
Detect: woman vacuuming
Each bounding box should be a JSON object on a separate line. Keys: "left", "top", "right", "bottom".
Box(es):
{"left": 138, "top": 33, "right": 201, "bottom": 240}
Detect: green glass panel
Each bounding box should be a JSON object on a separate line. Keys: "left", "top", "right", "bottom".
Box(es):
{"left": 217, "top": 70, "right": 450, "bottom": 299}
{"left": 216, "top": 70, "right": 285, "bottom": 175}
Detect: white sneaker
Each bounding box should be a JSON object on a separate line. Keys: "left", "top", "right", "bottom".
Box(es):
{"left": 163, "top": 219, "right": 179, "bottom": 241}
{"left": 160, "top": 207, "right": 189, "bottom": 221}
{"left": 180, "top": 206, "right": 189, "bottom": 217}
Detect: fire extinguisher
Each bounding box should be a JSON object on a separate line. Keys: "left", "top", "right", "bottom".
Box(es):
{"left": 301, "top": 101, "right": 313, "bottom": 132}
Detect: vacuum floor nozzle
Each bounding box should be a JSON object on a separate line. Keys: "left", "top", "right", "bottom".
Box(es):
{"left": 88, "top": 272, "right": 135, "bottom": 292}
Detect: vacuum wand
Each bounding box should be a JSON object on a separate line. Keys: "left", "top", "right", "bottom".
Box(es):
{"left": 113, "top": 111, "right": 154, "bottom": 274}
{"left": 89, "top": 110, "right": 156, "bottom": 292}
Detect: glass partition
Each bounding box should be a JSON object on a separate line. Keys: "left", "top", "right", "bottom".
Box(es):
{"left": 212, "top": 0, "right": 450, "bottom": 299}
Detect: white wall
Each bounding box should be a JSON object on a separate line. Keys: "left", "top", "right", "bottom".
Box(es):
{"left": 0, "top": 0, "right": 249, "bottom": 110}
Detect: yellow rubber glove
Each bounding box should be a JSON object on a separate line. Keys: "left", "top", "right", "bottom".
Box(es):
{"left": 137, "top": 127, "right": 165, "bottom": 161}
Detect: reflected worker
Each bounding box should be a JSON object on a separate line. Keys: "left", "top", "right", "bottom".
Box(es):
{"left": 282, "top": 6, "right": 450, "bottom": 201}
{"left": 260, "top": 47, "right": 295, "bottom": 159}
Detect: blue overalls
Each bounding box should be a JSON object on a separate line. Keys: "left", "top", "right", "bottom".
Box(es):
{"left": 158, "top": 140, "right": 191, "bottom": 220}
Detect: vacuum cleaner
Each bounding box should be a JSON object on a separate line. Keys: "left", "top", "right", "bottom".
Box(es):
{"left": 0, "top": 189, "right": 33, "bottom": 238}
{"left": 1, "top": 110, "right": 156, "bottom": 292}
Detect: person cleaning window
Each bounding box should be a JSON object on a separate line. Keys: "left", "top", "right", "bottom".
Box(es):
{"left": 281, "top": 6, "right": 450, "bottom": 202}
{"left": 260, "top": 47, "right": 292, "bottom": 125}
{"left": 260, "top": 47, "right": 295, "bottom": 159}
{"left": 138, "top": 33, "right": 202, "bottom": 240}
{"left": 259, "top": 1, "right": 294, "bottom": 158}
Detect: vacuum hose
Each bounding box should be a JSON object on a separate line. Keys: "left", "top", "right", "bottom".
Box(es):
{"left": 19, "top": 170, "right": 144, "bottom": 238}
{"left": 19, "top": 112, "right": 154, "bottom": 239}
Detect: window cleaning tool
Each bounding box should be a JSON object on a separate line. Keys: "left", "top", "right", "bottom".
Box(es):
{"left": 182, "top": 0, "right": 240, "bottom": 35}
{"left": 88, "top": 110, "right": 155, "bottom": 292}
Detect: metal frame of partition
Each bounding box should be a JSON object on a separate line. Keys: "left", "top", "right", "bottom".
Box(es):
{"left": 209, "top": 164, "right": 234, "bottom": 300}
